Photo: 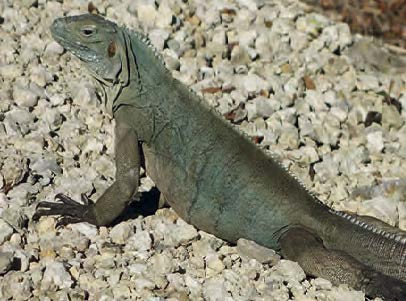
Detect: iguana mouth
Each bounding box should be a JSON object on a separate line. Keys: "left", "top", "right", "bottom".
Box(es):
{"left": 51, "top": 33, "right": 97, "bottom": 63}
{"left": 50, "top": 18, "right": 97, "bottom": 63}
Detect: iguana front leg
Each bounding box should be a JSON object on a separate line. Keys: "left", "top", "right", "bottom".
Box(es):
{"left": 34, "top": 114, "right": 140, "bottom": 226}
{"left": 280, "top": 227, "right": 406, "bottom": 300}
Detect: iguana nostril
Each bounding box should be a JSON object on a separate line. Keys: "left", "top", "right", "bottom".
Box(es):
{"left": 50, "top": 18, "right": 63, "bottom": 32}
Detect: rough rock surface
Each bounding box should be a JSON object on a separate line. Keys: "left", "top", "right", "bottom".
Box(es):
{"left": 0, "top": 0, "right": 405, "bottom": 300}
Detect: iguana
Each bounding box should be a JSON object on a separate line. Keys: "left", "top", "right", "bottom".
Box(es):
{"left": 34, "top": 14, "right": 406, "bottom": 300}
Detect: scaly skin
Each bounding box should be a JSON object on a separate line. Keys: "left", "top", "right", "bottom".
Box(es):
{"left": 34, "top": 14, "right": 406, "bottom": 300}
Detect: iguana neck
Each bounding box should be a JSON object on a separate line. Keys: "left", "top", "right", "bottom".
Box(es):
{"left": 105, "top": 28, "right": 169, "bottom": 115}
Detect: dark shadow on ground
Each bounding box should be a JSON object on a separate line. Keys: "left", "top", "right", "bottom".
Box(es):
{"left": 113, "top": 187, "right": 163, "bottom": 224}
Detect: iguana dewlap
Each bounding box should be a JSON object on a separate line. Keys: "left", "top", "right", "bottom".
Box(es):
{"left": 34, "top": 14, "right": 406, "bottom": 300}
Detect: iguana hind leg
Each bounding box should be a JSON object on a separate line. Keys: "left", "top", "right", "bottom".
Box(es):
{"left": 280, "top": 227, "right": 406, "bottom": 300}
{"left": 34, "top": 110, "right": 141, "bottom": 226}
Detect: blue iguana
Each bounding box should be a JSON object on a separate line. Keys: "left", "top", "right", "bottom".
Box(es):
{"left": 33, "top": 14, "right": 406, "bottom": 300}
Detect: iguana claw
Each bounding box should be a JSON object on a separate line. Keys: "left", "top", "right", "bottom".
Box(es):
{"left": 362, "top": 270, "right": 406, "bottom": 301}
{"left": 33, "top": 193, "right": 97, "bottom": 225}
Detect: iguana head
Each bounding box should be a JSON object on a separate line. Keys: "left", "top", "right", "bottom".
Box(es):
{"left": 51, "top": 14, "right": 127, "bottom": 85}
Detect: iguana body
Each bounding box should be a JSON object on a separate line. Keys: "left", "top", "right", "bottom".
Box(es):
{"left": 35, "top": 14, "right": 406, "bottom": 300}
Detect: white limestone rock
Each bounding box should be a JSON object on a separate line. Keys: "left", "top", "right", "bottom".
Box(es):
{"left": 1, "top": 152, "right": 28, "bottom": 189}
{"left": 296, "top": 13, "right": 330, "bottom": 37}
{"left": 149, "top": 252, "right": 175, "bottom": 275}
{"left": 68, "top": 223, "right": 98, "bottom": 240}
{"left": 156, "top": 0, "right": 174, "bottom": 28}
{"left": 269, "top": 259, "right": 306, "bottom": 282}
{"left": 44, "top": 40, "right": 64, "bottom": 56}
{"left": 12, "top": 84, "right": 39, "bottom": 108}
{"left": 42, "top": 261, "right": 74, "bottom": 290}
{"left": 0, "top": 252, "right": 14, "bottom": 275}
{"left": 366, "top": 129, "right": 384, "bottom": 154}
{"left": 238, "top": 73, "right": 270, "bottom": 97}
{"left": 325, "top": 286, "right": 365, "bottom": 301}
{"left": 30, "top": 65, "right": 53, "bottom": 87}
{"left": 237, "top": 238, "right": 281, "bottom": 264}
{"left": 320, "top": 23, "right": 352, "bottom": 52}
{"left": 110, "top": 222, "right": 134, "bottom": 245}
{"left": 246, "top": 96, "right": 276, "bottom": 121}
{"left": 136, "top": 1, "right": 158, "bottom": 29}
{"left": 0, "top": 219, "right": 14, "bottom": 245}
{"left": 311, "top": 277, "right": 333, "bottom": 290}
{"left": 149, "top": 29, "right": 170, "bottom": 51}
{"left": 356, "top": 74, "right": 380, "bottom": 91}
{"left": 358, "top": 196, "right": 398, "bottom": 227}
{"left": 125, "top": 230, "right": 153, "bottom": 252}
{"left": 94, "top": 252, "right": 116, "bottom": 269}
{"left": 0, "top": 64, "right": 23, "bottom": 80}
{"left": 203, "top": 278, "right": 233, "bottom": 301}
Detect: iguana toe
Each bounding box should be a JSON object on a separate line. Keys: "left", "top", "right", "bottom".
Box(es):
{"left": 33, "top": 193, "right": 97, "bottom": 225}
{"left": 362, "top": 269, "right": 406, "bottom": 301}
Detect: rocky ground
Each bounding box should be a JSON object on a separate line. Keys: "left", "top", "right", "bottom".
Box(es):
{"left": 301, "top": 0, "right": 406, "bottom": 48}
{"left": 0, "top": 0, "right": 406, "bottom": 300}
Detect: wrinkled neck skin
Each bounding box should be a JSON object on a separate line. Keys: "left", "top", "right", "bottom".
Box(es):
{"left": 91, "top": 28, "right": 128, "bottom": 116}
{"left": 98, "top": 28, "right": 168, "bottom": 117}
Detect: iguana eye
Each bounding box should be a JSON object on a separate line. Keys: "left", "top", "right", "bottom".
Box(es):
{"left": 81, "top": 26, "right": 95, "bottom": 36}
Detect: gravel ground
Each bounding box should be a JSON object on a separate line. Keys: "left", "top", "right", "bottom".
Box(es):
{"left": 301, "top": 0, "right": 406, "bottom": 48}
{"left": 0, "top": 0, "right": 406, "bottom": 300}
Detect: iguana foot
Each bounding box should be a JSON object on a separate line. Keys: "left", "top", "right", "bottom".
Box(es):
{"left": 33, "top": 193, "right": 97, "bottom": 226}
{"left": 362, "top": 270, "right": 406, "bottom": 301}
